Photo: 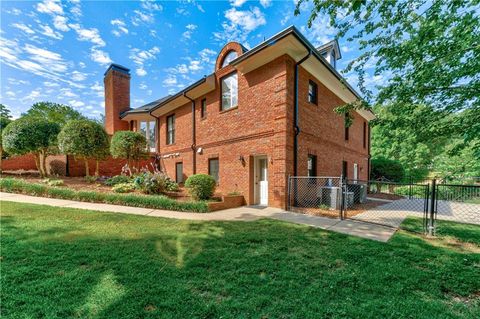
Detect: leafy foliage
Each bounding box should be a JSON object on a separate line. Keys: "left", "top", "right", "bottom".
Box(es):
{"left": 110, "top": 131, "right": 147, "bottom": 165}
{"left": 2, "top": 118, "right": 59, "bottom": 155}
{"left": 58, "top": 120, "right": 110, "bottom": 176}
{"left": 371, "top": 157, "right": 405, "bottom": 182}
{"left": 133, "top": 171, "right": 167, "bottom": 195}
{"left": 296, "top": 0, "right": 480, "bottom": 154}
{"left": 112, "top": 182, "right": 135, "bottom": 193}
{"left": 104, "top": 175, "right": 132, "bottom": 186}
{"left": 0, "top": 104, "right": 13, "bottom": 163}
{"left": 22, "top": 102, "right": 86, "bottom": 127}
{"left": 185, "top": 174, "right": 216, "bottom": 200}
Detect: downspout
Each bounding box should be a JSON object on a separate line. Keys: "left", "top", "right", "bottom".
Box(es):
{"left": 293, "top": 50, "right": 312, "bottom": 176}
{"left": 184, "top": 92, "right": 197, "bottom": 174}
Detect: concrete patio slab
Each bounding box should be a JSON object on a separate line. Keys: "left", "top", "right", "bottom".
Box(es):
{"left": 270, "top": 212, "right": 339, "bottom": 229}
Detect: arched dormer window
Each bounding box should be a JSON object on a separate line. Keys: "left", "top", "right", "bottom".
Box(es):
{"left": 221, "top": 51, "right": 237, "bottom": 68}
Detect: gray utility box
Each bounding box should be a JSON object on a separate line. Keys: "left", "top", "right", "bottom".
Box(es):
{"left": 347, "top": 183, "right": 367, "bottom": 203}
{"left": 317, "top": 186, "right": 342, "bottom": 210}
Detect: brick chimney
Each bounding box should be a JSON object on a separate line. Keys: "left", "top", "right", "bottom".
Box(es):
{"left": 104, "top": 64, "right": 131, "bottom": 135}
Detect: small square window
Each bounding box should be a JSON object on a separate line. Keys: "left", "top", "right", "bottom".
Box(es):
{"left": 308, "top": 80, "right": 317, "bottom": 104}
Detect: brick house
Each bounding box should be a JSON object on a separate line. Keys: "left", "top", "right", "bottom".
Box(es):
{"left": 104, "top": 26, "right": 375, "bottom": 209}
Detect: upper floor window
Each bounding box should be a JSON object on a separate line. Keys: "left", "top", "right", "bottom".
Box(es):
{"left": 201, "top": 98, "right": 207, "bottom": 118}
{"left": 221, "top": 72, "right": 238, "bottom": 111}
{"left": 166, "top": 114, "right": 175, "bottom": 145}
{"left": 308, "top": 80, "right": 318, "bottom": 104}
{"left": 139, "top": 120, "right": 157, "bottom": 152}
{"left": 221, "top": 51, "right": 237, "bottom": 68}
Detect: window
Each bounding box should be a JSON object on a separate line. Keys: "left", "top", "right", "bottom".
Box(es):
{"left": 221, "top": 51, "right": 237, "bottom": 68}
{"left": 201, "top": 98, "right": 207, "bottom": 118}
{"left": 138, "top": 120, "right": 157, "bottom": 152}
{"left": 175, "top": 162, "right": 183, "bottom": 183}
{"left": 363, "top": 122, "right": 367, "bottom": 148}
{"left": 221, "top": 73, "right": 238, "bottom": 111}
{"left": 166, "top": 114, "right": 175, "bottom": 145}
{"left": 308, "top": 80, "right": 318, "bottom": 104}
{"left": 344, "top": 113, "right": 349, "bottom": 141}
{"left": 209, "top": 158, "right": 219, "bottom": 184}
{"left": 342, "top": 161, "right": 348, "bottom": 178}
{"left": 307, "top": 154, "right": 317, "bottom": 177}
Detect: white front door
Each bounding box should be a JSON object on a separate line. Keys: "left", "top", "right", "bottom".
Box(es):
{"left": 257, "top": 157, "right": 268, "bottom": 206}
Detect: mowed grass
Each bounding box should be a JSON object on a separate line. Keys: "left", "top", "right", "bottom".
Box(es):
{"left": 1, "top": 202, "right": 479, "bottom": 319}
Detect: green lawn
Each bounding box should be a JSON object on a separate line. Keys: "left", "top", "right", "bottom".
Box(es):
{"left": 1, "top": 202, "right": 479, "bottom": 318}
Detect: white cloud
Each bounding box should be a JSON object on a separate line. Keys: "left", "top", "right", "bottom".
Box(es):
{"left": 71, "top": 71, "right": 87, "bottom": 81}
{"left": 139, "top": 83, "right": 148, "bottom": 90}
{"left": 300, "top": 16, "right": 336, "bottom": 46}
{"left": 132, "top": 10, "right": 154, "bottom": 25}
{"left": 60, "top": 88, "right": 78, "bottom": 98}
{"left": 53, "top": 15, "right": 69, "bottom": 31}
{"left": 22, "top": 90, "right": 42, "bottom": 102}
{"left": 44, "top": 81, "right": 60, "bottom": 87}
{"left": 36, "top": 0, "right": 64, "bottom": 15}
{"left": 214, "top": 7, "right": 266, "bottom": 44}
{"left": 11, "top": 23, "right": 35, "bottom": 34}
{"left": 23, "top": 44, "right": 68, "bottom": 73}
{"left": 38, "top": 24, "right": 63, "bottom": 39}
{"left": 141, "top": 0, "right": 163, "bottom": 11}
{"left": 260, "top": 0, "right": 272, "bottom": 8}
{"left": 230, "top": 0, "right": 248, "bottom": 7}
{"left": 6, "top": 91, "right": 16, "bottom": 97}
{"left": 69, "top": 24, "right": 106, "bottom": 47}
{"left": 9, "top": 8, "right": 22, "bottom": 16}
{"left": 78, "top": 62, "right": 86, "bottom": 68}
{"left": 163, "top": 75, "right": 177, "bottom": 87}
{"left": 69, "top": 100, "right": 85, "bottom": 108}
{"left": 182, "top": 24, "right": 197, "bottom": 39}
{"left": 111, "top": 19, "right": 129, "bottom": 37}
{"left": 136, "top": 68, "right": 147, "bottom": 76}
{"left": 90, "top": 49, "right": 112, "bottom": 65}
{"left": 129, "top": 46, "right": 160, "bottom": 76}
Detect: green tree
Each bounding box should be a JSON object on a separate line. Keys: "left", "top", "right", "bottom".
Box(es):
{"left": 0, "top": 104, "right": 13, "bottom": 172}
{"left": 58, "top": 120, "right": 110, "bottom": 177}
{"left": 110, "top": 131, "right": 147, "bottom": 172}
{"left": 2, "top": 118, "right": 60, "bottom": 177}
{"left": 296, "top": 0, "right": 480, "bottom": 155}
{"left": 22, "top": 102, "right": 86, "bottom": 127}
{"left": 370, "top": 157, "right": 405, "bottom": 182}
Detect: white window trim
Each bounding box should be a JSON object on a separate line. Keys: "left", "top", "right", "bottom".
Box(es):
{"left": 221, "top": 73, "right": 238, "bottom": 111}
{"left": 138, "top": 120, "right": 157, "bottom": 152}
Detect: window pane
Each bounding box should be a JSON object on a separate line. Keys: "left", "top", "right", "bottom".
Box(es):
{"left": 209, "top": 159, "right": 219, "bottom": 183}
{"left": 140, "top": 121, "right": 147, "bottom": 136}
{"left": 221, "top": 73, "right": 237, "bottom": 110}
{"left": 221, "top": 51, "right": 238, "bottom": 67}
{"left": 148, "top": 121, "right": 156, "bottom": 151}
{"left": 167, "top": 115, "right": 175, "bottom": 144}
{"left": 176, "top": 162, "right": 183, "bottom": 183}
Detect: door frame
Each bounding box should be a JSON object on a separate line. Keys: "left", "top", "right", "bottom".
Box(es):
{"left": 253, "top": 155, "right": 268, "bottom": 206}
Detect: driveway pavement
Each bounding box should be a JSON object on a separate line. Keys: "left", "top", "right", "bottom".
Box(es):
{"left": 0, "top": 192, "right": 396, "bottom": 242}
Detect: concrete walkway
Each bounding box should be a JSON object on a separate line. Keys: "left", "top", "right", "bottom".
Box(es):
{"left": 0, "top": 192, "right": 396, "bottom": 242}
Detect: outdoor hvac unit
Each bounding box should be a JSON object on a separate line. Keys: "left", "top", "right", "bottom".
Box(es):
{"left": 318, "top": 186, "right": 342, "bottom": 210}
{"left": 347, "top": 183, "right": 367, "bottom": 204}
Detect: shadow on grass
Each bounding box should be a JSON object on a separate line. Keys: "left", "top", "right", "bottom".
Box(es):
{"left": 1, "top": 202, "right": 479, "bottom": 318}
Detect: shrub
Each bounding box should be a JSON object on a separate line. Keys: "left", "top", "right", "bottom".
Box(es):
{"left": 185, "top": 174, "right": 216, "bottom": 200}
{"left": 2, "top": 117, "right": 60, "bottom": 177}
{"left": 112, "top": 183, "right": 135, "bottom": 193}
{"left": 0, "top": 178, "right": 209, "bottom": 213}
{"left": 104, "top": 175, "right": 131, "bottom": 186}
{"left": 58, "top": 120, "right": 110, "bottom": 176}
{"left": 371, "top": 157, "right": 405, "bottom": 182}
{"left": 84, "top": 175, "right": 98, "bottom": 183}
{"left": 165, "top": 177, "right": 180, "bottom": 192}
{"left": 42, "top": 178, "right": 64, "bottom": 187}
{"left": 110, "top": 131, "right": 147, "bottom": 170}
{"left": 133, "top": 172, "right": 166, "bottom": 194}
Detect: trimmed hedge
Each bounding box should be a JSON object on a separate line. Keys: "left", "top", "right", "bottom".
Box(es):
{"left": 0, "top": 178, "right": 208, "bottom": 213}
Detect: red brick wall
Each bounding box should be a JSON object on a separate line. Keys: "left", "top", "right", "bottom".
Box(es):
{"left": 1, "top": 154, "right": 37, "bottom": 171}
{"left": 104, "top": 69, "right": 130, "bottom": 135}
{"left": 66, "top": 155, "right": 158, "bottom": 177}
{"left": 296, "top": 66, "right": 370, "bottom": 180}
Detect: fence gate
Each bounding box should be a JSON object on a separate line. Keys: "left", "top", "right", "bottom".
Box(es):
{"left": 288, "top": 176, "right": 342, "bottom": 219}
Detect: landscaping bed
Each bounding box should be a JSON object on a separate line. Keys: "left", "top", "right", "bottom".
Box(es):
{"left": 1, "top": 201, "right": 479, "bottom": 318}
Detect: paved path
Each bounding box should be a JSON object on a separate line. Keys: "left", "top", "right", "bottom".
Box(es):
{"left": 351, "top": 198, "right": 480, "bottom": 228}
{"left": 0, "top": 192, "right": 396, "bottom": 242}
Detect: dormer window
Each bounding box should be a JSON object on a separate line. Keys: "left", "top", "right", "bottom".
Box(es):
{"left": 221, "top": 51, "right": 237, "bottom": 68}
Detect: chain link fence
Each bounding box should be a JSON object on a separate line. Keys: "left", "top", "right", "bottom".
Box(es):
{"left": 287, "top": 177, "right": 342, "bottom": 218}
{"left": 434, "top": 183, "right": 480, "bottom": 226}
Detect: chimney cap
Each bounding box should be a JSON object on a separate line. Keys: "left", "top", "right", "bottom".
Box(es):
{"left": 104, "top": 63, "right": 130, "bottom": 76}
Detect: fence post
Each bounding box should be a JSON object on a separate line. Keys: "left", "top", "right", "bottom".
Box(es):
{"left": 428, "top": 179, "right": 436, "bottom": 236}
{"left": 409, "top": 176, "right": 413, "bottom": 199}
{"left": 287, "top": 175, "right": 291, "bottom": 211}
{"left": 340, "top": 175, "right": 345, "bottom": 220}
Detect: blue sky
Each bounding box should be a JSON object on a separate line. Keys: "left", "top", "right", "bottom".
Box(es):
{"left": 0, "top": 0, "right": 366, "bottom": 119}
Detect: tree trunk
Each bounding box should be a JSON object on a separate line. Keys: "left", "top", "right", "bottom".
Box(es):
{"left": 34, "top": 153, "right": 44, "bottom": 178}
{"left": 85, "top": 159, "right": 90, "bottom": 177}
{"left": 95, "top": 160, "right": 99, "bottom": 177}
{"left": 41, "top": 150, "right": 48, "bottom": 177}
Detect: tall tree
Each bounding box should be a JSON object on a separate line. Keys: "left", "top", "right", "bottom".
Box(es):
{"left": 296, "top": 0, "right": 480, "bottom": 155}
{"left": 0, "top": 104, "right": 13, "bottom": 171}
{"left": 22, "top": 102, "right": 86, "bottom": 127}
